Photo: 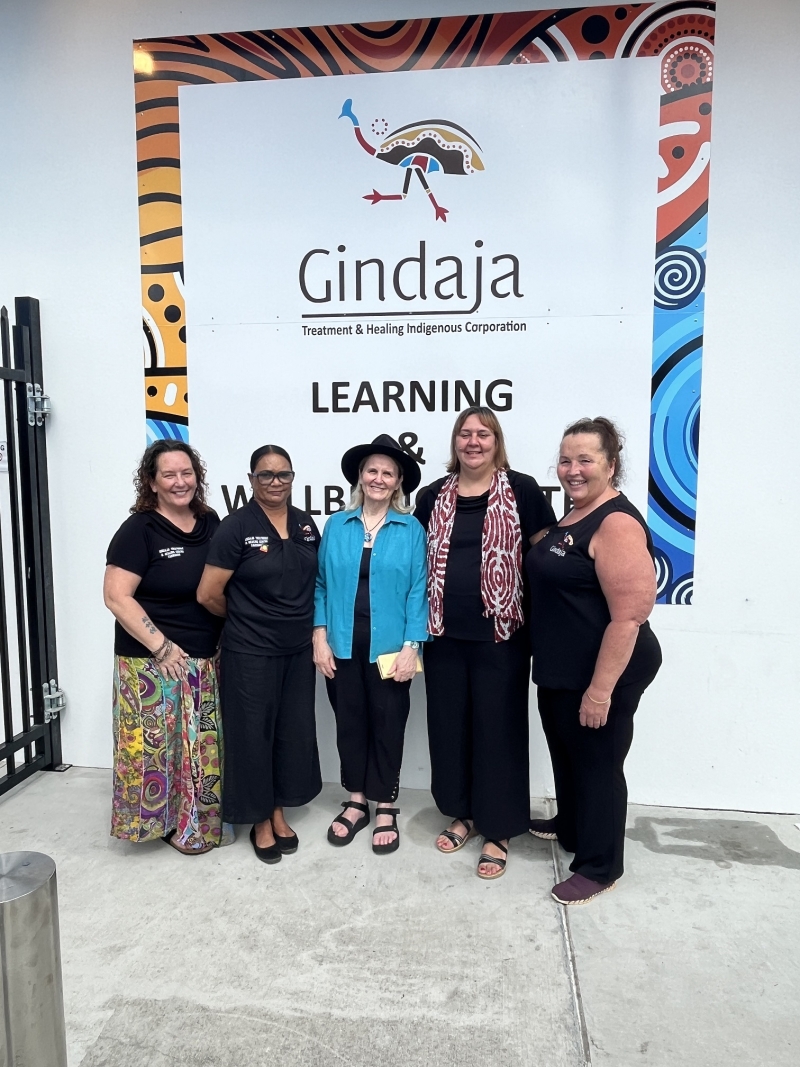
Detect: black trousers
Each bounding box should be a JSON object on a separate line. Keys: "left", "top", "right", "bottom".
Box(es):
{"left": 220, "top": 647, "right": 322, "bottom": 824}
{"left": 325, "top": 630, "right": 411, "bottom": 803}
{"left": 537, "top": 672, "right": 659, "bottom": 884}
{"left": 424, "top": 630, "right": 531, "bottom": 841}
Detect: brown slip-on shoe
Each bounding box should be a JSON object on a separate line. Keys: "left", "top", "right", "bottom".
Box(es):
{"left": 551, "top": 872, "right": 616, "bottom": 905}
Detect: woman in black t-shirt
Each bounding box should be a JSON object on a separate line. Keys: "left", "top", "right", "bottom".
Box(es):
{"left": 198, "top": 445, "right": 322, "bottom": 866}
{"left": 104, "top": 440, "right": 225, "bottom": 854}
{"left": 526, "top": 418, "right": 662, "bottom": 906}
{"left": 414, "top": 407, "right": 555, "bottom": 880}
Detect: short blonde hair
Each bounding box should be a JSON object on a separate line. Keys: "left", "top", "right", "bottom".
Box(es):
{"left": 446, "top": 406, "right": 510, "bottom": 474}
{"left": 345, "top": 454, "right": 412, "bottom": 513}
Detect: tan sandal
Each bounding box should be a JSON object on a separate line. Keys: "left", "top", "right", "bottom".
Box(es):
{"left": 436, "top": 818, "right": 474, "bottom": 853}
{"left": 162, "top": 829, "right": 213, "bottom": 855}
{"left": 477, "top": 839, "right": 508, "bottom": 880}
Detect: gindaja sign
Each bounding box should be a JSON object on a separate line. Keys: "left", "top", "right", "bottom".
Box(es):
{"left": 298, "top": 239, "right": 523, "bottom": 314}
{"left": 180, "top": 59, "right": 658, "bottom": 520}
{"left": 298, "top": 98, "right": 522, "bottom": 318}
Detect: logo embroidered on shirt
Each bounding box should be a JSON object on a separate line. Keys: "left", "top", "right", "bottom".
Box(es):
{"left": 549, "top": 532, "right": 574, "bottom": 558}
{"left": 245, "top": 535, "right": 270, "bottom": 551}
{"left": 158, "top": 546, "right": 184, "bottom": 559}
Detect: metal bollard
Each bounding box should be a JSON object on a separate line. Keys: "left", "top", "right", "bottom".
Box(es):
{"left": 0, "top": 852, "right": 67, "bottom": 1067}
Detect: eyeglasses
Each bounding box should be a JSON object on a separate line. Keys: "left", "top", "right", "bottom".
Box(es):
{"left": 251, "top": 470, "right": 295, "bottom": 485}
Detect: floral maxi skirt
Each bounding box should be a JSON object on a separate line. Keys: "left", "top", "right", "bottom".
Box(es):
{"left": 111, "top": 655, "right": 223, "bottom": 848}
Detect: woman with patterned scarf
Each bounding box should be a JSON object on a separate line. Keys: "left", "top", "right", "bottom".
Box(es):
{"left": 414, "top": 407, "right": 555, "bottom": 879}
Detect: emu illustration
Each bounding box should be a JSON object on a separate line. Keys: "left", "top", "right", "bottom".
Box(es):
{"left": 339, "top": 98, "right": 484, "bottom": 223}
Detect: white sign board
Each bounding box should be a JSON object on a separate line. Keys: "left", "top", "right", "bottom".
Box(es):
{"left": 179, "top": 59, "right": 660, "bottom": 516}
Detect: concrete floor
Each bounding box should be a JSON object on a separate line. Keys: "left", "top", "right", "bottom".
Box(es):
{"left": 1, "top": 769, "right": 799, "bottom": 1066}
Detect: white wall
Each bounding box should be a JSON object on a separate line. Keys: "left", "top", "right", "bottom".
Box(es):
{"left": 1, "top": 0, "right": 797, "bottom": 813}
{"left": 631, "top": 0, "right": 800, "bottom": 813}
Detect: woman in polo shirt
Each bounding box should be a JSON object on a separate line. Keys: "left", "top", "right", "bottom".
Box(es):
{"left": 313, "top": 435, "right": 427, "bottom": 855}
{"left": 103, "top": 440, "right": 224, "bottom": 854}
{"left": 197, "top": 445, "right": 322, "bottom": 865}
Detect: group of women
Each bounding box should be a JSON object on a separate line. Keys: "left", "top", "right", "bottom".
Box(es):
{"left": 104, "top": 407, "right": 661, "bottom": 906}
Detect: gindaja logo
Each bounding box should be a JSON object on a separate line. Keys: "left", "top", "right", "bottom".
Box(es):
{"left": 297, "top": 101, "right": 521, "bottom": 318}
{"left": 338, "top": 98, "right": 484, "bottom": 223}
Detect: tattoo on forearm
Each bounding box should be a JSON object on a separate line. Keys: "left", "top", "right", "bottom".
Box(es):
{"left": 142, "top": 616, "right": 157, "bottom": 635}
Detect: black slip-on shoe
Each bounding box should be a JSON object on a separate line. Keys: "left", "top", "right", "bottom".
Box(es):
{"left": 250, "top": 825, "right": 282, "bottom": 864}
{"left": 274, "top": 832, "right": 299, "bottom": 855}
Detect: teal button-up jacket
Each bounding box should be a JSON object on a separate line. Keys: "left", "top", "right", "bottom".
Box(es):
{"left": 314, "top": 507, "right": 428, "bottom": 662}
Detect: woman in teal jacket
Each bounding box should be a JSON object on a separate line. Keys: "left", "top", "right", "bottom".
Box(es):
{"left": 314, "top": 435, "right": 427, "bottom": 855}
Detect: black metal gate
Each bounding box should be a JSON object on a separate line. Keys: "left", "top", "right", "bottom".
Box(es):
{"left": 0, "top": 297, "right": 67, "bottom": 797}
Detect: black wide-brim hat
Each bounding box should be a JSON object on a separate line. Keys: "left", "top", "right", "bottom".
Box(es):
{"left": 341, "top": 434, "right": 421, "bottom": 494}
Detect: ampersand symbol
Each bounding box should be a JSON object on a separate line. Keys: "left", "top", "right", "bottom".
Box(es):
{"left": 355, "top": 324, "right": 363, "bottom": 334}
{"left": 399, "top": 432, "right": 425, "bottom": 464}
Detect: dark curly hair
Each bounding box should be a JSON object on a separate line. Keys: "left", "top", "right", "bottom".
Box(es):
{"left": 131, "top": 440, "right": 211, "bottom": 515}
{"left": 561, "top": 416, "right": 626, "bottom": 488}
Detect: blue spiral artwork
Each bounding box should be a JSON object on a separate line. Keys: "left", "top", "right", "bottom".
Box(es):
{"left": 146, "top": 418, "right": 189, "bottom": 445}
{"left": 654, "top": 246, "right": 706, "bottom": 311}
{"left": 649, "top": 211, "right": 707, "bottom": 605}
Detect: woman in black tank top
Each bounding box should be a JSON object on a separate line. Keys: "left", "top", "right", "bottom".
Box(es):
{"left": 526, "top": 418, "right": 662, "bottom": 905}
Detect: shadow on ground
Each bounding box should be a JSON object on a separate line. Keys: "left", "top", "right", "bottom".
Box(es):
{"left": 627, "top": 816, "right": 800, "bottom": 869}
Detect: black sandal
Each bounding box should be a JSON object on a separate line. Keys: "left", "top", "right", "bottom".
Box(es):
{"left": 436, "top": 818, "right": 474, "bottom": 853}
{"left": 477, "top": 839, "right": 508, "bottom": 880}
{"left": 372, "top": 807, "right": 400, "bottom": 855}
{"left": 327, "top": 800, "right": 370, "bottom": 846}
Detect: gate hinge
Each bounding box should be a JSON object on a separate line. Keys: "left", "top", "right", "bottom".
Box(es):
{"left": 27, "top": 383, "right": 52, "bottom": 426}
{"left": 43, "top": 679, "right": 66, "bottom": 722}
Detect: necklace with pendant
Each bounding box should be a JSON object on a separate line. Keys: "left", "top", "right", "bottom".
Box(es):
{"left": 362, "top": 511, "right": 387, "bottom": 542}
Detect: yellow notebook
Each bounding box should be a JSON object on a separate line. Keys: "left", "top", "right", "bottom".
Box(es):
{"left": 376, "top": 651, "right": 423, "bottom": 680}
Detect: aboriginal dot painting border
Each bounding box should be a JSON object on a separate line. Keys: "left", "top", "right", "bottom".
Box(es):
{"left": 133, "top": 1, "right": 716, "bottom": 605}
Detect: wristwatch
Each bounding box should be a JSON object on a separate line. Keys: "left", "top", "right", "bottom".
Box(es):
{"left": 403, "top": 641, "right": 420, "bottom": 650}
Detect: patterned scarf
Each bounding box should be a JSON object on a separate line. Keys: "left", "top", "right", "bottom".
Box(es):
{"left": 426, "top": 468, "right": 523, "bottom": 642}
